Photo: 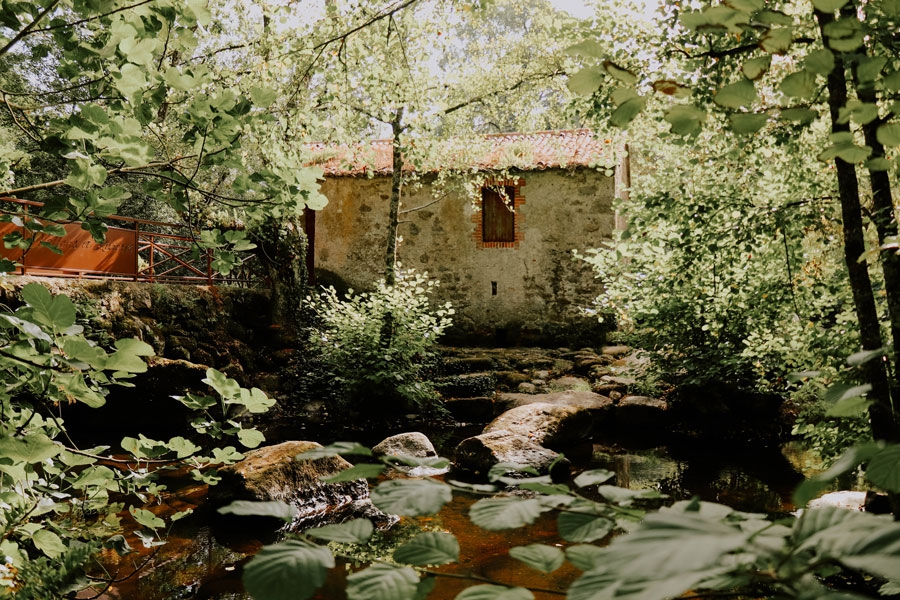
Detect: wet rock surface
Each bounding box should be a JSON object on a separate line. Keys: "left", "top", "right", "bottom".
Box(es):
{"left": 212, "top": 441, "right": 394, "bottom": 530}
{"left": 483, "top": 402, "right": 594, "bottom": 449}
{"left": 453, "top": 430, "right": 571, "bottom": 481}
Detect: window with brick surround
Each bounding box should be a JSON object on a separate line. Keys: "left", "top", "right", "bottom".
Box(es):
{"left": 473, "top": 178, "right": 525, "bottom": 249}
{"left": 482, "top": 186, "right": 515, "bottom": 243}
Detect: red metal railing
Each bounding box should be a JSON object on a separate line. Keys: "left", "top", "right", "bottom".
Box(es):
{"left": 0, "top": 197, "right": 261, "bottom": 287}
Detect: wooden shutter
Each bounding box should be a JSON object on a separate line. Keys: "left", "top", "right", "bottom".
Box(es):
{"left": 482, "top": 186, "right": 515, "bottom": 242}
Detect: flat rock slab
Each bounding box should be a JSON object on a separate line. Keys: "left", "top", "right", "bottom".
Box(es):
{"left": 454, "top": 430, "right": 570, "bottom": 481}
{"left": 483, "top": 402, "right": 593, "bottom": 449}
{"left": 495, "top": 390, "right": 614, "bottom": 415}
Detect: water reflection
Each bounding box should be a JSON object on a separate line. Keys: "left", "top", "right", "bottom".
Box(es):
{"left": 83, "top": 441, "right": 807, "bottom": 599}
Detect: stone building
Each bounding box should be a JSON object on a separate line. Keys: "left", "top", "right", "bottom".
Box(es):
{"left": 307, "top": 129, "right": 623, "bottom": 345}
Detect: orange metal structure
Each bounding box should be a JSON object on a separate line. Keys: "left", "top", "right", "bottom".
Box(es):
{"left": 0, "top": 197, "right": 259, "bottom": 286}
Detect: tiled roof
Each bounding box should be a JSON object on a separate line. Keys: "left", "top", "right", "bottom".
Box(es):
{"left": 306, "top": 129, "right": 614, "bottom": 177}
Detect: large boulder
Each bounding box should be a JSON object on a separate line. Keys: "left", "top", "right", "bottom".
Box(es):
{"left": 483, "top": 402, "right": 593, "bottom": 450}
{"left": 212, "top": 441, "right": 394, "bottom": 529}
{"left": 615, "top": 396, "right": 669, "bottom": 432}
{"left": 372, "top": 432, "right": 437, "bottom": 459}
{"left": 453, "top": 430, "right": 571, "bottom": 482}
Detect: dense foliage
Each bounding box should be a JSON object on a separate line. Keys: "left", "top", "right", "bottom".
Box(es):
{"left": 0, "top": 284, "right": 273, "bottom": 597}
{"left": 307, "top": 270, "right": 453, "bottom": 416}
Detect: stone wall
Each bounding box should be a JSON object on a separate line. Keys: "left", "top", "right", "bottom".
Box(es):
{"left": 314, "top": 168, "right": 616, "bottom": 345}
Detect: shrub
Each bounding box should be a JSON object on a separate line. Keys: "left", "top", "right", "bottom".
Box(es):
{"left": 307, "top": 270, "right": 454, "bottom": 416}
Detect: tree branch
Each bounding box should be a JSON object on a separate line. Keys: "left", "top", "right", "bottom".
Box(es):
{"left": 0, "top": 0, "right": 63, "bottom": 57}
{"left": 33, "top": 0, "right": 157, "bottom": 34}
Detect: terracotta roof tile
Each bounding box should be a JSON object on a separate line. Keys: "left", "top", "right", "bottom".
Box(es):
{"left": 306, "top": 129, "right": 614, "bottom": 177}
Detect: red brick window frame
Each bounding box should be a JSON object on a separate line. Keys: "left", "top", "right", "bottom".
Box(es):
{"left": 473, "top": 178, "right": 525, "bottom": 249}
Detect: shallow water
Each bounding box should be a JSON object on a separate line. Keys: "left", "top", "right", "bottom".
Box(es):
{"left": 78, "top": 439, "right": 811, "bottom": 600}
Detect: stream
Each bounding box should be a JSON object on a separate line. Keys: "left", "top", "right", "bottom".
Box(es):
{"left": 77, "top": 436, "right": 815, "bottom": 600}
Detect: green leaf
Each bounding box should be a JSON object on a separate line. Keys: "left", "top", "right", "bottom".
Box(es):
{"left": 393, "top": 532, "right": 459, "bottom": 566}
{"left": 32, "top": 529, "right": 66, "bottom": 558}
{"left": 847, "top": 348, "right": 885, "bottom": 366}
{"left": 715, "top": 80, "right": 757, "bottom": 109}
{"left": 566, "top": 40, "right": 605, "bottom": 58}
{"left": 742, "top": 55, "right": 771, "bottom": 80}
{"left": 565, "top": 544, "right": 605, "bottom": 571}
{"left": 760, "top": 27, "right": 793, "bottom": 54}
{"left": 508, "top": 544, "right": 564, "bottom": 573}
{"left": 469, "top": 497, "right": 544, "bottom": 530}
{"left": 306, "top": 519, "right": 374, "bottom": 543}
{"left": 218, "top": 500, "right": 299, "bottom": 522}
{"left": 793, "top": 443, "right": 882, "bottom": 506}
{"left": 237, "top": 428, "right": 265, "bottom": 448}
{"left": 780, "top": 69, "right": 816, "bottom": 99}
{"left": 664, "top": 105, "right": 705, "bottom": 136}
{"left": 824, "top": 383, "right": 872, "bottom": 404}
{"left": 243, "top": 540, "right": 334, "bottom": 600}
{"left": 838, "top": 100, "right": 880, "bottom": 125}
{"left": 803, "top": 48, "right": 835, "bottom": 75}
{"left": 573, "top": 469, "right": 615, "bottom": 488}
{"left": 857, "top": 56, "right": 887, "bottom": 83}
{"left": 0, "top": 433, "right": 61, "bottom": 463}
{"left": 455, "top": 585, "right": 534, "bottom": 600}
{"left": 296, "top": 442, "right": 373, "bottom": 460}
{"left": 346, "top": 564, "right": 419, "bottom": 600}
{"left": 115, "top": 337, "right": 155, "bottom": 356}
{"left": 826, "top": 395, "right": 872, "bottom": 417}
{"left": 567, "top": 67, "right": 604, "bottom": 96}
{"left": 251, "top": 86, "right": 277, "bottom": 108}
{"left": 204, "top": 368, "right": 241, "bottom": 399}
{"left": 237, "top": 387, "right": 275, "bottom": 413}
{"left": 603, "top": 60, "right": 637, "bottom": 84}
{"left": 866, "top": 445, "right": 900, "bottom": 492}
{"left": 729, "top": 112, "right": 768, "bottom": 134}
{"left": 320, "top": 463, "right": 385, "bottom": 483}
{"left": 130, "top": 507, "right": 165, "bottom": 530}
{"left": 813, "top": 0, "right": 850, "bottom": 11}
{"left": 168, "top": 436, "right": 201, "bottom": 458}
{"left": 557, "top": 511, "right": 615, "bottom": 542}
{"left": 610, "top": 96, "right": 647, "bottom": 128}
{"left": 21, "top": 283, "right": 76, "bottom": 329}
{"left": 371, "top": 479, "right": 452, "bottom": 516}
{"left": 876, "top": 122, "right": 900, "bottom": 147}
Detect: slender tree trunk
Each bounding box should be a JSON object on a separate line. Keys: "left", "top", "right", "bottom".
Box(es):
{"left": 384, "top": 108, "right": 405, "bottom": 286}
{"left": 816, "top": 10, "right": 899, "bottom": 442}
{"left": 254, "top": 216, "right": 308, "bottom": 340}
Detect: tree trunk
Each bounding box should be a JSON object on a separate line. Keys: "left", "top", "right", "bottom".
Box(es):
{"left": 384, "top": 108, "right": 405, "bottom": 286}
{"left": 253, "top": 217, "right": 308, "bottom": 340}
{"left": 816, "top": 10, "right": 898, "bottom": 443}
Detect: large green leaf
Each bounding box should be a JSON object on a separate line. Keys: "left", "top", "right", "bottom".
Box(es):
{"left": 306, "top": 519, "right": 374, "bottom": 543}
{"left": 21, "top": 283, "right": 76, "bottom": 330}
{"left": 346, "top": 564, "right": 419, "bottom": 600}
{"left": 469, "top": 497, "right": 544, "bottom": 530}
{"left": 664, "top": 105, "right": 705, "bottom": 136}
{"left": 573, "top": 469, "right": 615, "bottom": 488}
{"left": 610, "top": 96, "right": 647, "bottom": 128}
{"left": 393, "top": 532, "right": 459, "bottom": 566}
{"left": 296, "top": 442, "right": 373, "bottom": 460}
{"left": 714, "top": 80, "right": 757, "bottom": 109}
{"left": 217, "top": 500, "right": 299, "bottom": 522}
{"left": 813, "top": 0, "right": 850, "bottom": 11}
{"left": 0, "top": 433, "right": 61, "bottom": 463}
{"left": 32, "top": 529, "right": 66, "bottom": 558}
{"left": 204, "top": 368, "right": 241, "bottom": 399}
{"left": 760, "top": 27, "right": 793, "bottom": 54}
{"left": 243, "top": 540, "right": 334, "bottom": 600}
{"left": 509, "top": 544, "right": 564, "bottom": 573}
{"left": 729, "top": 112, "right": 768, "bottom": 134}
{"left": 793, "top": 443, "right": 882, "bottom": 506}
{"left": 565, "top": 544, "right": 606, "bottom": 571}
{"left": 371, "top": 479, "right": 452, "bottom": 516}
{"left": 558, "top": 511, "right": 615, "bottom": 542}
{"left": 780, "top": 70, "right": 816, "bottom": 99}
{"left": 866, "top": 445, "right": 900, "bottom": 492}
{"left": 876, "top": 122, "right": 900, "bottom": 146}
{"left": 742, "top": 55, "right": 771, "bottom": 80}
{"left": 567, "top": 67, "right": 605, "bottom": 96}
{"left": 455, "top": 585, "right": 534, "bottom": 600}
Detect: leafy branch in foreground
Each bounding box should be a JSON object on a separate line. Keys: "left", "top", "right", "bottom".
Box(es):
{"left": 0, "top": 283, "right": 275, "bottom": 598}
{"left": 224, "top": 441, "right": 900, "bottom": 600}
